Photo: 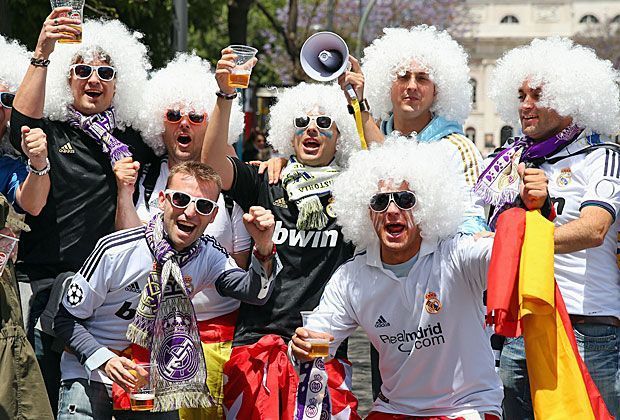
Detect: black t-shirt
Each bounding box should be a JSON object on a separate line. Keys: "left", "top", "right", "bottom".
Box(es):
{"left": 10, "top": 107, "right": 156, "bottom": 280}
{"left": 226, "top": 157, "right": 355, "bottom": 347}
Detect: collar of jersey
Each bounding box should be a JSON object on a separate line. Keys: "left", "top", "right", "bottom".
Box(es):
{"left": 366, "top": 236, "right": 439, "bottom": 279}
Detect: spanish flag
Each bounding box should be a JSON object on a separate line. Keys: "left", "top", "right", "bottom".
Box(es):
{"left": 486, "top": 208, "right": 612, "bottom": 420}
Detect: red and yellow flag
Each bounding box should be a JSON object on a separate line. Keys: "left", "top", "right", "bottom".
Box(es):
{"left": 486, "top": 208, "right": 612, "bottom": 420}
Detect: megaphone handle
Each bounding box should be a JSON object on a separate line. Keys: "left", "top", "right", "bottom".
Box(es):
{"left": 345, "top": 84, "right": 358, "bottom": 101}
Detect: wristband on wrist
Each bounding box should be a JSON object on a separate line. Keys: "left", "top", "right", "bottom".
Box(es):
{"left": 30, "top": 57, "right": 50, "bottom": 68}
{"left": 347, "top": 98, "right": 370, "bottom": 115}
{"left": 27, "top": 158, "right": 51, "bottom": 176}
{"left": 253, "top": 243, "right": 276, "bottom": 262}
{"left": 216, "top": 90, "right": 238, "bottom": 100}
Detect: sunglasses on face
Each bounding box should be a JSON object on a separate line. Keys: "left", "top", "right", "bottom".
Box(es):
{"left": 294, "top": 115, "right": 333, "bottom": 130}
{"left": 165, "top": 109, "right": 207, "bottom": 125}
{"left": 369, "top": 190, "right": 417, "bottom": 213}
{"left": 0, "top": 92, "right": 14, "bottom": 109}
{"left": 165, "top": 189, "right": 218, "bottom": 216}
{"left": 70, "top": 64, "right": 116, "bottom": 82}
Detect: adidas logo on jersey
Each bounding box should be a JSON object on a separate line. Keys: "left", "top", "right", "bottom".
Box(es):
{"left": 375, "top": 315, "right": 390, "bottom": 328}
{"left": 59, "top": 142, "right": 75, "bottom": 154}
{"left": 124, "top": 282, "right": 141, "bottom": 294}
{"left": 272, "top": 221, "right": 338, "bottom": 248}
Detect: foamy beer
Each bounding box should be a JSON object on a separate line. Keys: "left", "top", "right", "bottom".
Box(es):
{"left": 301, "top": 311, "right": 334, "bottom": 358}
{"left": 50, "top": 0, "right": 84, "bottom": 44}
{"left": 228, "top": 45, "right": 258, "bottom": 89}
{"left": 128, "top": 364, "right": 155, "bottom": 411}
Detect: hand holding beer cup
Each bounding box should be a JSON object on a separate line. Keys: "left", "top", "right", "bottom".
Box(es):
{"left": 50, "top": 0, "right": 85, "bottom": 44}
{"left": 292, "top": 311, "right": 335, "bottom": 362}
{"left": 36, "top": 6, "right": 82, "bottom": 58}
{"left": 128, "top": 363, "right": 155, "bottom": 412}
{"left": 215, "top": 46, "right": 258, "bottom": 93}
{"left": 104, "top": 356, "right": 140, "bottom": 392}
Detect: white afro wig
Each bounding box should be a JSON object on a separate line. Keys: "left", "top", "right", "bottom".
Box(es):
{"left": 489, "top": 37, "right": 620, "bottom": 135}
{"left": 135, "top": 53, "right": 244, "bottom": 156}
{"left": 267, "top": 82, "right": 360, "bottom": 165}
{"left": 362, "top": 25, "right": 472, "bottom": 124}
{"left": 0, "top": 36, "right": 30, "bottom": 92}
{"left": 43, "top": 19, "right": 150, "bottom": 128}
{"left": 332, "top": 137, "right": 466, "bottom": 249}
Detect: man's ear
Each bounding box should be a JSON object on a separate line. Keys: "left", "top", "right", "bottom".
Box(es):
{"left": 158, "top": 190, "right": 166, "bottom": 211}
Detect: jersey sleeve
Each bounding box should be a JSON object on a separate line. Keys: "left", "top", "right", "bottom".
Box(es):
{"left": 231, "top": 201, "right": 252, "bottom": 253}
{"left": 306, "top": 267, "right": 359, "bottom": 355}
{"left": 9, "top": 107, "right": 45, "bottom": 153}
{"left": 63, "top": 252, "right": 113, "bottom": 319}
{"left": 454, "top": 235, "right": 494, "bottom": 294}
{"left": 225, "top": 157, "right": 262, "bottom": 212}
{"left": 580, "top": 148, "right": 620, "bottom": 221}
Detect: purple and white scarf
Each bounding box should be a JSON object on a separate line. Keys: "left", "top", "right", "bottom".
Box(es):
{"left": 67, "top": 106, "right": 133, "bottom": 165}
{"left": 475, "top": 123, "right": 582, "bottom": 226}
{"left": 127, "top": 214, "right": 212, "bottom": 411}
{"left": 295, "top": 358, "right": 331, "bottom": 420}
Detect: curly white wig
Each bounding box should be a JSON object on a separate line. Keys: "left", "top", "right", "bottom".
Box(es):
{"left": 0, "top": 36, "right": 30, "bottom": 92}
{"left": 135, "top": 53, "right": 244, "bottom": 156}
{"left": 43, "top": 19, "right": 150, "bottom": 128}
{"left": 267, "top": 82, "right": 360, "bottom": 165}
{"left": 489, "top": 37, "right": 620, "bottom": 135}
{"left": 362, "top": 25, "right": 472, "bottom": 124}
{"left": 332, "top": 137, "right": 466, "bottom": 249}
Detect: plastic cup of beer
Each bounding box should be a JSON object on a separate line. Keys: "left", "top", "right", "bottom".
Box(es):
{"left": 0, "top": 233, "right": 18, "bottom": 274}
{"left": 301, "top": 311, "right": 333, "bottom": 359}
{"left": 50, "top": 0, "right": 84, "bottom": 44}
{"left": 128, "top": 363, "right": 155, "bottom": 412}
{"left": 227, "top": 45, "right": 258, "bottom": 89}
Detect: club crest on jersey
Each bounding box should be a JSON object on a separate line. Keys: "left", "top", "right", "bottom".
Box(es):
{"left": 424, "top": 292, "right": 441, "bottom": 314}
{"left": 183, "top": 275, "right": 193, "bottom": 294}
{"left": 325, "top": 197, "right": 337, "bottom": 218}
{"left": 556, "top": 168, "right": 572, "bottom": 187}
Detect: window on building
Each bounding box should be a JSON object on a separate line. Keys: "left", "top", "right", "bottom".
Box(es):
{"left": 465, "top": 127, "right": 476, "bottom": 143}
{"left": 500, "top": 15, "right": 519, "bottom": 24}
{"left": 484, "top": 133, "right": 494, "bottom": 148}
{"left": 579, "top": 14, "right": 599, "bottom": 24}
{"left": 500, "top": 126, "right": 514, "bottom": 146}
{"left": 470, "top": 78, "right": 477, "bottom": 108}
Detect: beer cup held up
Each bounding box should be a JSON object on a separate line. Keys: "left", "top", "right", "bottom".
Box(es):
{"left": 50, "top": 0, "right": 84, "bottom": 43}
{"left": 301, "top": 311, "right": 334, "bottom": 359}
{"left": 227, "top": 45, "right": 258, "bottom": 89}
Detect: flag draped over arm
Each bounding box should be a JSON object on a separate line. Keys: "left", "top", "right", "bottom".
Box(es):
{"left": 486, "top": 207, "right": 612, "bottom": 420}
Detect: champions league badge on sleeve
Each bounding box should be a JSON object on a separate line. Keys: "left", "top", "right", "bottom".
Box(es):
{"left": 66, "top": 282, "right": 85, "bottom": 306}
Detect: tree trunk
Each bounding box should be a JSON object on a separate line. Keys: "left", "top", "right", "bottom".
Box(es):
{"left": 228, "top": 0, "right": 253, "bottom": 44}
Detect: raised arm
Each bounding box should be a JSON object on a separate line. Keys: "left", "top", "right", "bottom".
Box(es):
{"left": 202, "top": 48, "right": 247, "bottom": 190}
{"left": 15, "top": 126, "right": 50, "bottom": 216}
{"left": 113, "top": 157, "right": 142, "bottom": 230}
{"left": 13, "top": 7, "right": 80, "bottom": 118}
{"left": 337, "top": 56, "right": 385, "bottom": 146}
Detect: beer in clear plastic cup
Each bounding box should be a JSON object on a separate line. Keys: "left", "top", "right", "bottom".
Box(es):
{"left": 50, "top": 0, "right": 84, "bottom": 44}
{"left": 227, "top": 45, "right": 257, "bottom": 89}
{"left": 128, "top": 363, "right": 155, "bottom": 411}
{"left": 300, "top": 310, "right": 334, "bottom": 359}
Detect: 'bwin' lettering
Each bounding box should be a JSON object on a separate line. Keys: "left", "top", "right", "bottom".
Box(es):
{"left": 272, "top": 221, "right": 339, "bottom": 248}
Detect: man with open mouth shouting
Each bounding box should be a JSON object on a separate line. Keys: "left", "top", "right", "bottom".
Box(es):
{"left": 113, "top": 52, "right": 251, "bottom": 420}
{"left": 291, "top": 138, "right": 548, "bottom": 419}
{"left": 201, "top": 48, "right": 361, "bottom": 419}
{"left": 54, "top": 161, "right": 281, "bottom": 419}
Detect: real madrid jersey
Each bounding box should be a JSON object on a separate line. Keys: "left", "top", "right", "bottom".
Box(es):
{"left": 541, "top": 133, "right": 620, "bottom": 318}
{"left": 306, "top": 235, "right": 502, "bottom": 416}
{"left": 58, "top": 226, "right": 277, "bottom": 384}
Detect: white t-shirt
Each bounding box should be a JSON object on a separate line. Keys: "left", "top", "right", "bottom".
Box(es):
{"left": 135, "top": 158, "right": 252, "bottom": 321}
{"left": 307, "top": 235, "right": 502, "bottom": 417}
{"left": 542, "top": 133, "right": 620, "bottom": 318}
{"left": 60, "top": 227, "right": 241, "bottom": 384}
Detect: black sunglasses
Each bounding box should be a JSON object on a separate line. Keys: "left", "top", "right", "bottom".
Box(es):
{"left": 0, "top": 92, "right": 14, "bottom": 109}
{"left": 165, "top": 109, "right": 207, "bottom": 125}
{"left": 165, "top": 189, "right": 218, "bottom": 216}
{"left": 369, "top": 191, "right": 417, "bottom": 212}
{"left": 70, "top": 64, "right": 116, "bottom": 82}
{"left": 294, "top": 115, "right": 333, "bottom": 130}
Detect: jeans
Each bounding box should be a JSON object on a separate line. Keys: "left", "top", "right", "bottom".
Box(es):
{"left": 58, "top": 379, "right": 180, "bottom": 419}
{"left": 500, "top": 323, "right": 619, "bottom": 419}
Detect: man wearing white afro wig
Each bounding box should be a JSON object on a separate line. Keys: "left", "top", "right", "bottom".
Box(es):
{"left": 480, "top": 37, "right": 620, "bottom": 419}
{"left": 113, "top": 52, "right": 251, "bottom": 419}
{"left": 339, "top": 25, "right": 486, "bottom": 236}
{"left": 9, "top": 8, "right": 155, "bottom": 418}
{"left": 202, "top": 49, "right": 361, "bottom": 418}
{"left": 291, "top": 138, "right": 548, "bottom": 419}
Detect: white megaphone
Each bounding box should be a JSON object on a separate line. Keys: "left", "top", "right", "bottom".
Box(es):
{"left": 300, "top": 31, "right": 357, "bottom": 100}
